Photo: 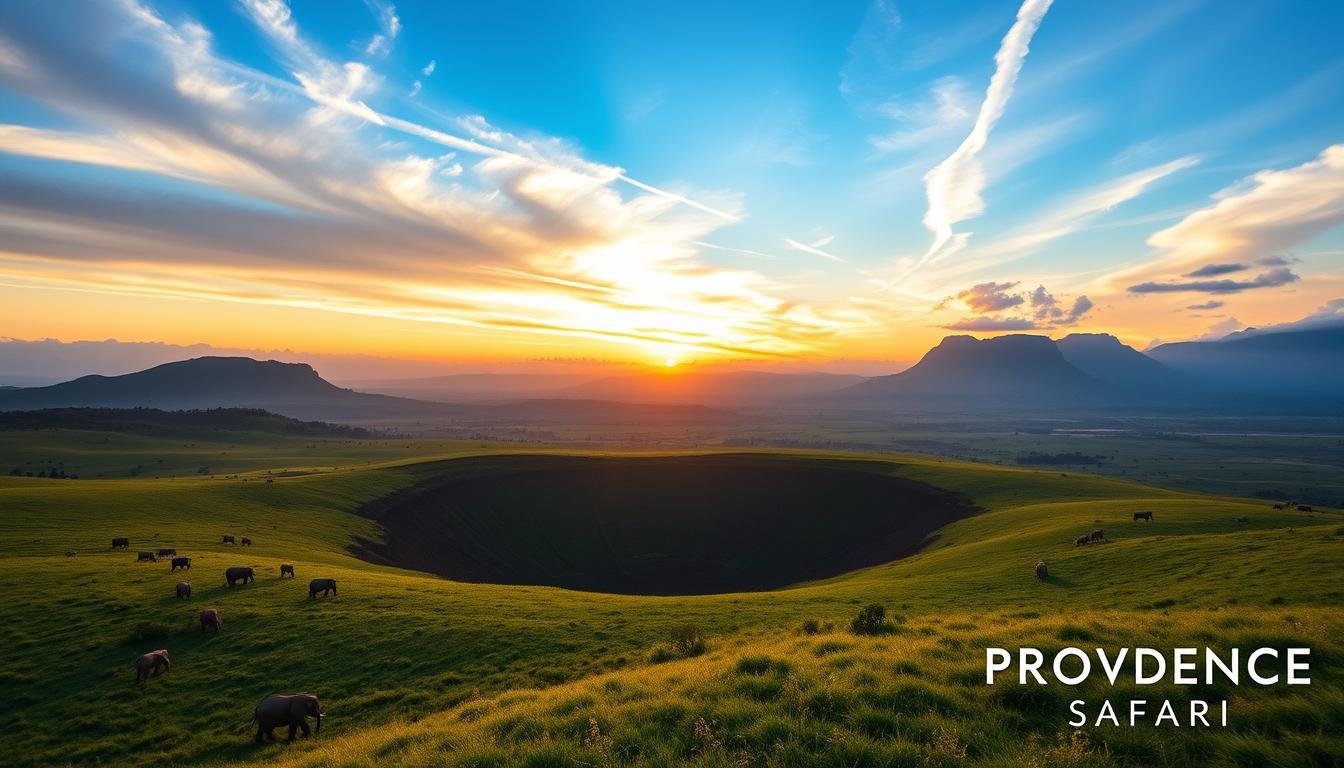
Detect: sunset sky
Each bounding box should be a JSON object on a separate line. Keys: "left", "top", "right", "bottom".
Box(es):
{"left": 1, "top": 0, "right": 1342, "bottom": 372}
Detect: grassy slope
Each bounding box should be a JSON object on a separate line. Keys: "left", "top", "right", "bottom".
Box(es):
{"left": 0, "top": 440, "right": 1340, "bottom": 766}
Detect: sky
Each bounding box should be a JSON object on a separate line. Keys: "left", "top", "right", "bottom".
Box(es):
{"left": 0, "top": 0, "right": 1342, "bottom": 373}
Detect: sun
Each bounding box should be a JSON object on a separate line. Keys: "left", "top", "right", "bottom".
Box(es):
{"left": 663, "top": 357, "right": 678, "bottom": 368}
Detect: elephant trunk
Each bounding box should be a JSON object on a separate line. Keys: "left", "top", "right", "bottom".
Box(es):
{"left": 315, "top": 713, "right": 322, "bottom": 734}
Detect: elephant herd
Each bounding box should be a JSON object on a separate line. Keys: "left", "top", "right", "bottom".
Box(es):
{"left": 113, "top": 534, "right": 333, "bottom": 743}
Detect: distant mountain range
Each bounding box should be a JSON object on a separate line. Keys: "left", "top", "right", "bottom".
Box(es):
{"left": 0, "top": 323, "right": 1338, "bottom": 419}
{"left": 1148, "top": 325, "right": 1344, "bottom": 397}
{"left": 0, "top": 357, "right": 732, "bottom": 423}
{"left": 840, "top": 324, "right": 1342, "bottom": 411}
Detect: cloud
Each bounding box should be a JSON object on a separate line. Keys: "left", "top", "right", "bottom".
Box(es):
{"left": 1222, "top": 297, "right": 1344, "bottom": 338}
{"left": 0, "top": 0, "right": 862, "bottom": 359}
{"left": 942, "top": 316, "right": 1038, "bottom": 331}
{"left": 940, "top": 279, "right": 1092, "bottom": 330}
{"left": 1109, "top": 143, "right": 1344, "bottom": 290}
{"left": 1195, "top": 317, "right": 1245, "bottom": 341}
{"left": 1127, "top": 267, "right": 1300, "bottom": 294}
{"left": 955, "top": 281, "right": 1023, "bottom": 313}
{"left": 421, "top": 59, "right": 436, "bottom": 77}
{"left": 408, "top": 80, "right": 421, "bottom": 97}
{"left": 783, "top": 237, "right": 845, "bottom": 263}
{"left": 919, "top": 0, "right": 1053, "bottom": 260}
{"left": 1183, "top": 263, "right": 1245, "bottom": 278}
{"left": 362, "top": 0, "right": 400, "bottom": 56}
{"left": 1186, "top": 300, "right": 1225, "bottom": 310}
{"left": 870, "top": 77, "right": 971, "bottom": 153}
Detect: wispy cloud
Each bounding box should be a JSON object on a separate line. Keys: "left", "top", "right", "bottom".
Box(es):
{"left": 1109, "top": 143, "right": 1344, "bottom": 293}
{"left": 870, "top": 77, "right": 971, "bottom": 153}
{"left": 783, "top": 237, "right": 845, "bottom": 263}
{"left": 362, "top": 0, "right": 401, "bottom": 57}
{"left": 1128, "top": 267, "right": 1300, "bottom": 295}
{"left": 421, "top": 59, "right": 436, "bottom": 77}
{"left": 919, "top": 0, "right": 1053, "bottom": 262}
{"left": 0, "top": 0, "right": 861, "bottom": 359}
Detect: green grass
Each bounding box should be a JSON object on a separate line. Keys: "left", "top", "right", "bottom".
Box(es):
{"left": 0, "top": 436, "right": 1341, "bottom": 766}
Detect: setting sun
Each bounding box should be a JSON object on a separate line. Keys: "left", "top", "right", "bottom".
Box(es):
{"left": 664, "top": 358, "right": 678, "bottom": 368}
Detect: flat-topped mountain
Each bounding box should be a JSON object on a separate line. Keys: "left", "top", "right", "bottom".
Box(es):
{"left": 843, "top": 334, "right": 1100, "bottom": 404}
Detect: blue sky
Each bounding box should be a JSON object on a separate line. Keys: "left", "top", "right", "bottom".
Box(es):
{"left": 0, "top": 0, "right": 1341, "bottom": 366}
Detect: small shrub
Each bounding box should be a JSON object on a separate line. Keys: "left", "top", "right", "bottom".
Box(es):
{"left": 801, "top": 618, "right": 821, "bottom": 635}
{"left": 668, "top": 624, "right": 706, "bottom": 658}
{"left": 1056, "top": 625, "right": 1096, "bottom": 642}
{"left": 851, "top": 604, "right": 892, "bottom": 636}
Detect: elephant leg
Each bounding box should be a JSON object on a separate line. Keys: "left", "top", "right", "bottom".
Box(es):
{"left": 255, "top": 725, "right": 266, "bottom": 744}
{"left": 287, "top": 721, "right": 298, "bottom": 742}
{"left": 299, "top": 719, "right": 311, "bottom": 738}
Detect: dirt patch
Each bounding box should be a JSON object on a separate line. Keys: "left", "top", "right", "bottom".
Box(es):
{"left": 351, "top": 454, "right": 979, "bottom": 595}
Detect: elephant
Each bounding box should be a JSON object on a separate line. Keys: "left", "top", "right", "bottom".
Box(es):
{"left": 279, "top": 563, "right": 295, "bottom": 578}
{"left": 308, "top": 578, "right": 337, "bottom": 599}
{"left": 171, "top": 556, "right": 192, "bottom": 571}
{"left": 240, "top": 537, "right": 253, "bottom": 546}
{"left": 222, "top": 535, "right": 235, "bottom": 544}
{"left": 136, "top": 551, "right": 157, "bottom": 562}
{"left": 225, "top": 566, "right": 255, "bottom": 586}
{"left": 253, "top": 693, "right": 323, "bottom": 743}
{"left": 176, "top": 581, "right": 192, "bottom": 599}
{"left": 134, "top": 649, "right": 170, "bottom": 682}
{"left": 111, "top": 537, "right": 129, "bottom": 549}
{"left": 64, "top": 550, "right": 76, "bottom": 557}
{"left": 1034, "top": 561, "right": 1048, "bottom": 580}
{"left": 1089, "top": 529, "right": 1105, "bottom": 543}
{"left": 157, "top": 548, "right": 177, "bottom": 557}
{"left": 1074, "top": 534, "right": 1089, "bottom": 547}
{"left": 200, "top": 608, "right": 222, "bottom": 634}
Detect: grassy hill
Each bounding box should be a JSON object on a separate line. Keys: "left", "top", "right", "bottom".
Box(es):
{"left": 0, "top": 438, "right": 1340, "bottom": 767}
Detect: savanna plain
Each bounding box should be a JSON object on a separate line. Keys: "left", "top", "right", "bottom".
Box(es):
{"left": 1, "top": 427, "right": 1342, "bottom": 768}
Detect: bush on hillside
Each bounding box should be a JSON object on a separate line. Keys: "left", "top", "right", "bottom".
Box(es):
{"left": 851, "top": 604, "right": 893, "bottom": 636}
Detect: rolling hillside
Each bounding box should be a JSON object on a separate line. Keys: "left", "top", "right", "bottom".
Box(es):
{"left": 0, "top": 439, "right": 1340, "bottom": 766}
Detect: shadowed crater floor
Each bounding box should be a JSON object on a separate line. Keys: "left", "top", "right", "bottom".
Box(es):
{"left": 351, "top": 454, "right": 979, "bottom": 595}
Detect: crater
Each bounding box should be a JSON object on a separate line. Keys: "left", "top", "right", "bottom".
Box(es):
{"left": 351, "top": 454, "right": 979, "bottom": 595}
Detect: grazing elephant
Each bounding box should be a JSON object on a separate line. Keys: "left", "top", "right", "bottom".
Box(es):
{"left": 112, "top": 537, "right": 129, "bottom": 549}
{"left": 1133, "top": 511, "right": 1153, "bottom": 522}
{"left": 253, "top": 693, "right": 323, "bottom": 743}
{"left": 222, "top": 535, "right": 235, "bottom": 544}
{"left": 1034, "top": 561, "right": 1048, "bottom": 580}
{"left": 1074, "top": 534, "right": 1089, "bottom": 547}
{"left": 1089, "top": 529, "right": 1105, "bottom": 543}
{"left": 65, "top": 550, "right": 76, "bottom": 557}
{"left": 240, "top": 537, "right": 252, "bottom": 546}
{"left": 171, "top": 556, "right": 192, "bottom": 571}
{"left": 308, "top": 578, "right": 337, "bottom": 598}
{"left": 136, "top": 551, "right": 157, "bottom": 562}
{"left": 1272, "top": 503, "right": 1285, "bottom": 510}
{"left": 1297, "top": 505, "right": 1313, "bottom": 512}
{"left": 134, "top": 649, "right": 170, "bottom": 682}
{"left": 176, "top": 581, "right": 192, "bottom": 599}
{"left": 225, "top": 566, "right": 255, "bottom": 586}
{"left": 157, "top": 548, "right": 177, "bottom": 557}
{"left": 280, "top": 563, "right": 295, "bottom": 578}
{"left": 200, "top": 608, "right": 222, "bottom": 634}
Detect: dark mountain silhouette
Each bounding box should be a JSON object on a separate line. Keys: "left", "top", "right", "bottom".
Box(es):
{"left": 0, "top": 357, "right": 427, "bottom": 419}
{"left": 843, "top": 334, "right": 1101, "bottom": 405}
{"left": 1056, "top": 333, "right": 1176, "bottom": 388}
{"left": 1147, "top": 324, "right": 1344, "bottom": 397}
{"left": 0, "top": 357, "right": 734, "bottom": 423}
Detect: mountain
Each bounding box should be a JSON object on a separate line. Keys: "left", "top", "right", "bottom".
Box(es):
{"left": 552, "top": 371, "right": 866, "bottom": 406}
{"left": 1055, "top": 333, "right": 1176, "bottom": 388}
{"left": 0, "top": 357, "right": 442, "bottom": 420}
{"left": 0, "top": 357, "right": 738, "bottom": 424}
{"left": 842, "top": 334, "right": 1101, "bottom": 406}
{"left": 1147, "top": 324, "right": 1344, "bottom": 397}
